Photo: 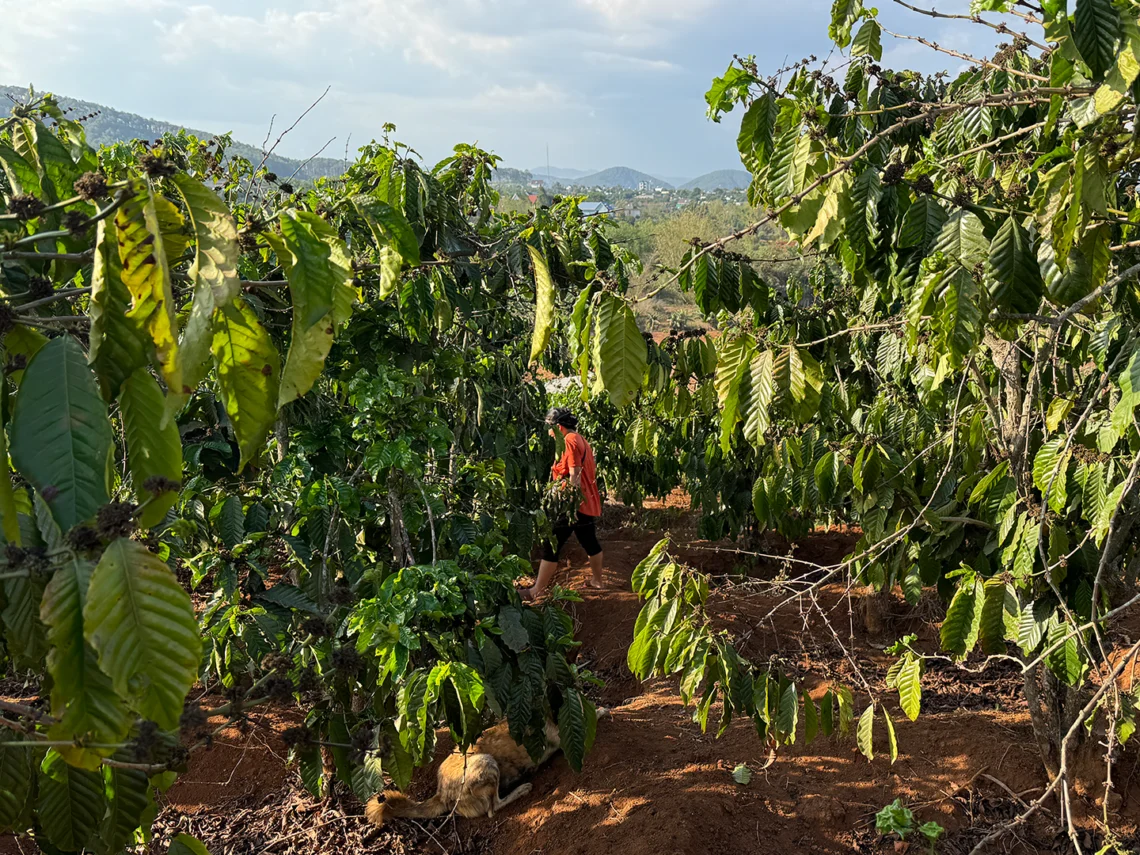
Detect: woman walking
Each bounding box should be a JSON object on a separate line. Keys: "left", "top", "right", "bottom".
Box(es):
{"left": 523, "top": 407, "right": 605, "bottom": 600}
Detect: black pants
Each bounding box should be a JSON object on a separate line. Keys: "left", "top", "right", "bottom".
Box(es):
{"left": 542, "top": 513, "right": 602, "bottom": 562}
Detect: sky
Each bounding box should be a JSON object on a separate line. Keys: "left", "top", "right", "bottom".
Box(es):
{"left": 0, "top": 1, "right": 1013, "bottom": 179}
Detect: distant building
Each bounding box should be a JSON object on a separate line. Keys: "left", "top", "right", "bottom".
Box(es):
{"left": 527, "top": 194, "right": 539, "bottom": 205}
{"left": 528, "top": 179, "right": 545, "bottom": 188}
{"left": 579, "top": 201, "right": 614, "bottom": 217}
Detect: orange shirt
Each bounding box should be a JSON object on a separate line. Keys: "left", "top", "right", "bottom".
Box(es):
{"left": 552, "top": 431, "right": 602, "bottom": 517}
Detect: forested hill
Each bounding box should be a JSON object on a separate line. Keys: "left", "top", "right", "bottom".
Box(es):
{"left": 0, "top": 85, "right": 346, "bottom": 181}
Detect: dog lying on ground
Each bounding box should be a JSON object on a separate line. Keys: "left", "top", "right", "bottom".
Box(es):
{"left": 366, "top": 710, "right": 606, "bottom": 826}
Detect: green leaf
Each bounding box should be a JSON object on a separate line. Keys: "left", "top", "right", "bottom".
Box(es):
{"left": 814, "top": 451, "right": 840, "bottom": 504}
{"left": 899, "top": 195, "right": 948, "bottom": 252}
{"left": 528, "top": 244, "right": 556, "bottom": 365}
{"left": 768, "top": 125, "right": 812, "bottom": 200}
{"left": 1033, "top": 437, "right": 1071, "bottom": 513}
{"left": 937, "top": 267, "right": 982, "bottom": 366}
{"left": 979, "top": 579, "right": 1012, "bottom": 656}
{"left": 38, "top": 749, "right": 105, "bottom": 852}
{"left": 988, "top": 216, "right": 1044, "bottom": 313}
{"left": 897, "top": 654, "right": 922, "bottom": 721}
{"left": 716, "top": 335, "right": 754, "bottom": 451}
{"left": 842, "top": 168, "right": 882, "bottom": 260}
{"left": 857, "top": 702, "right": 875, "bottom": 760}
{"left": 0, "top": 730, "right": 33, "bottom": 830}
{"left": 84, "top": 539, "right": 202, "bottom": 729}
{"left": 168, "top": 833, "right": 214, "bottom": 855}
{"left": 89, "top": 218, "right": 151, "bottom": 401}
{"left": 593, "top": 292, "right": 648, "bottom": 408}
{"left": 10, "top": 336, "right": 113, "bottom": 532}
{"left": 217, "top": 496, "right": 245, "bottom": 549}
{"left": 115, "top": 182, "right": 181, "bottom": 395}
{"left": 120, "top": 368, "right": 182, "bottom": 528}
{"left": 802, "top": 688, "right": 819, "bottom": 744}
{"left": 171, "top": 174, "right": 242, "bottom": 397}
{"left": 851, "top": 19, "right": 882, "bottom": 60}
{"left": 273, "top": 213, "right": 355, "bottom": 407}
{"left": 778, "top": 680, "right": 799, "bottom": 740}
{"left": 732, "top": 763, "right": 753, "bottom": 785}
{"left": 211, "top": 297, "right": 281, "bottom": 471}
{"left": 882, "top": 707, "right": 898, "bottom": 763}
{"left": 558, "top": 687, "right": 594, "bottom": 772}
{"left": 499, "top": 606, "right": 530, "bottom": 653}
{"left": 941, "top": 574, "right": 981, "bottom": 657}
{"left": 830, "top": 0, "right": 864, "bottom": 47}
{"left": 102, "top": 764, "right": 151, "bottom": 853}
{"left": 1046, "top": 618, "right": 1085, "bottom": 685}
{"left": 1073, "top": 0, "right": 1120, "bottom": 78}
{"left": 41, "top": 553, "right": 130, "bottom": 770}
{"left": 352, "top": 196, "right": 420, "bottom": 299}
{"left": 934, "top": 211, "right": 988, "bottom": 269}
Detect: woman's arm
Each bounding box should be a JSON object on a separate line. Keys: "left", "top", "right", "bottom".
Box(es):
{"left": 568, "top": 466, "right": 583, "bottom": 490}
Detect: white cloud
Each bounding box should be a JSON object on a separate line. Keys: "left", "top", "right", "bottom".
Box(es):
{"left": 581, "top": 51, "right": 678, "bottom": 72}
{"left": 575, "top": 0, "right": 720, "bottom": 24}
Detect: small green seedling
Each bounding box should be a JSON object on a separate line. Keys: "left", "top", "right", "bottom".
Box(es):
{"left": 875, "top": 799, "right": 944, "bottom": 853}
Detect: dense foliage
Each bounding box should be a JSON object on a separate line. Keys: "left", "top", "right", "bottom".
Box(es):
{"left": 0, "top": 95, "right": 651, "bottom": 850}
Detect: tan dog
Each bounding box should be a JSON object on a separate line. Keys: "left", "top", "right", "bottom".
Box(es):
{"left": 366, "top": 712, "right": 603, "bottom": 826}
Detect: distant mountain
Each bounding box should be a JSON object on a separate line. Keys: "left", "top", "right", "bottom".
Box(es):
{"left": 529, "top": 166, "right": 592, "bottom": 180}
{"left": 571, "top": 167, "right": 673, "bottom": 190}
{"left": 0, "top": 85, "right": 346, "bottom": 181}
{"left": 680, "top": 170, "right": 752, "bottom": 191}
{"left": 658, "top": 176, "right": 693, "bottom": 188}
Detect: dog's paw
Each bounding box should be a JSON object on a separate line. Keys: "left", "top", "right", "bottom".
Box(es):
{"left": 515, "top": 782, "right": 533, "bottom": 796}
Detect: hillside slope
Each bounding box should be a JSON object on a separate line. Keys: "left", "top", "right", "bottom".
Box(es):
{"left": 0, "top": 85, "right": 345, "bottom": 181}
{"left": 680, "top": 169, "right": 751, "bottom": 190}
{"left": 572, "top": 166, "right": 673, "bottom": 190}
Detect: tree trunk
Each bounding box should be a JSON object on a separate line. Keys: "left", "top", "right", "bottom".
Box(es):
{"left": 1023, "top": 664, "right": 1104, "bottom": 796}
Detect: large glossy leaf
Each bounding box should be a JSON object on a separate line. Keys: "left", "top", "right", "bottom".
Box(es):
{"left": 941, "top": 574, "right": 982, "bottom": 657}
{"left": 41, "top": 554, "right": 130, "bottom": 769}
{"left": 211, "top": 297, "right": 280, "bottom": 470}
{"left": 937, "top": 267, "right": 981, "bottom": 366}
{"left": 897, "top": 655, "right": 922, "bottom": 721}
{"left": 851, "top": 19, "right": 882, "bottom": 60}
{"left": 38, "top": 749, "right": 105, "bottom": 852}
{"left": 934, "top": 211, "right": 988, "bottom": 269}
{"left": 1073, "top": 0, "right": 1120, "bottom": 78}
{"left": 768, "top": 124, "right": 812, "bottom": 199}
{"left": 273, "top": 213, "right": 355, "bottom": 406}
{"left": 830, "top": 0, "right": 864, "bottom": 47}
{"left": 857, "top": 702, "right": 875, "bottom": 760}
{"left": 898, "top": 195, "right": 948, "bottom": 252}
{"left": 557, "top": 687, "right": 597, "bottom": 773}
{"left": 84, "top": 539, "right": 202, "bottom": 729}
{"left": 592, "top": 292, "right": 648, "bottom": 408}
{"left": 172, "top": 174, "right": 242, "bottom": 396}
{"left": 842, "top": 168, "right": 882, "bottom": 260}
{"left": 528, "top": 244, "right": 556, "bottom": 365}
{"left": 987, "top": 216, "right": 1043, "bottom": 313}
{"left": 741, "top": 350, "right": 775, "bottom": 447}
{"left": 89, "top": 218, "right": 151, "bottom": 401}
{"left": 120, "top": 368, "right": 183, "bottom": 528}
{"left": 10, "top": 336, "right": 112, "bottom": 532}
{"left": 115, "top": 182, "right": 181, "bottom": 395}
{"left": 352, "top": 195, "right": 420, "bottom": 299}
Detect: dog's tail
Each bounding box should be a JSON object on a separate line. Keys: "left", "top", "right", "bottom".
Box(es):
{"left": 365, "top": 791, "right": 449, "bottom": 827}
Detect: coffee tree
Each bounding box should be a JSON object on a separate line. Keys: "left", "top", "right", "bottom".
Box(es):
{"left": 0, "top": 93, "right": 651, "bottom": 851}
{"left": 644, "top": 1, "right": 1140, "bottom": 848}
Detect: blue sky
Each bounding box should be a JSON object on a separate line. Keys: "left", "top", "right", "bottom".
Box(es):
{"left": 0, "top": 1, "right": 1010, "bottom": 177}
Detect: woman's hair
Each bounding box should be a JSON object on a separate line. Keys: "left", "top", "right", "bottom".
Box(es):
{"left": 544, "top": 407, "right": 578, "bottom": 430}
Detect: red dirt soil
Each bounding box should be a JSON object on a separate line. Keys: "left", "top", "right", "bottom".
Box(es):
{"left": 13, "top": 503, "right": 1133, "bottom": 855}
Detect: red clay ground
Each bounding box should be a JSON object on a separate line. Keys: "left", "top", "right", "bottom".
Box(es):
{"left": 7, "top": 504, "right": 1137, "bottom": 855}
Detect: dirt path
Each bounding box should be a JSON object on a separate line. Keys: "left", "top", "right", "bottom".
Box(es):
{"left": 144, "top": 518, "right": 1139, "bottom": 855}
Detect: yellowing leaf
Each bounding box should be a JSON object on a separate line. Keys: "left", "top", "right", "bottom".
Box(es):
{"left": 115, "top": 182, "right": 181, "bottom": 395}
{"left": 528, "top": 244, "right": 556, "bottom": 365}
